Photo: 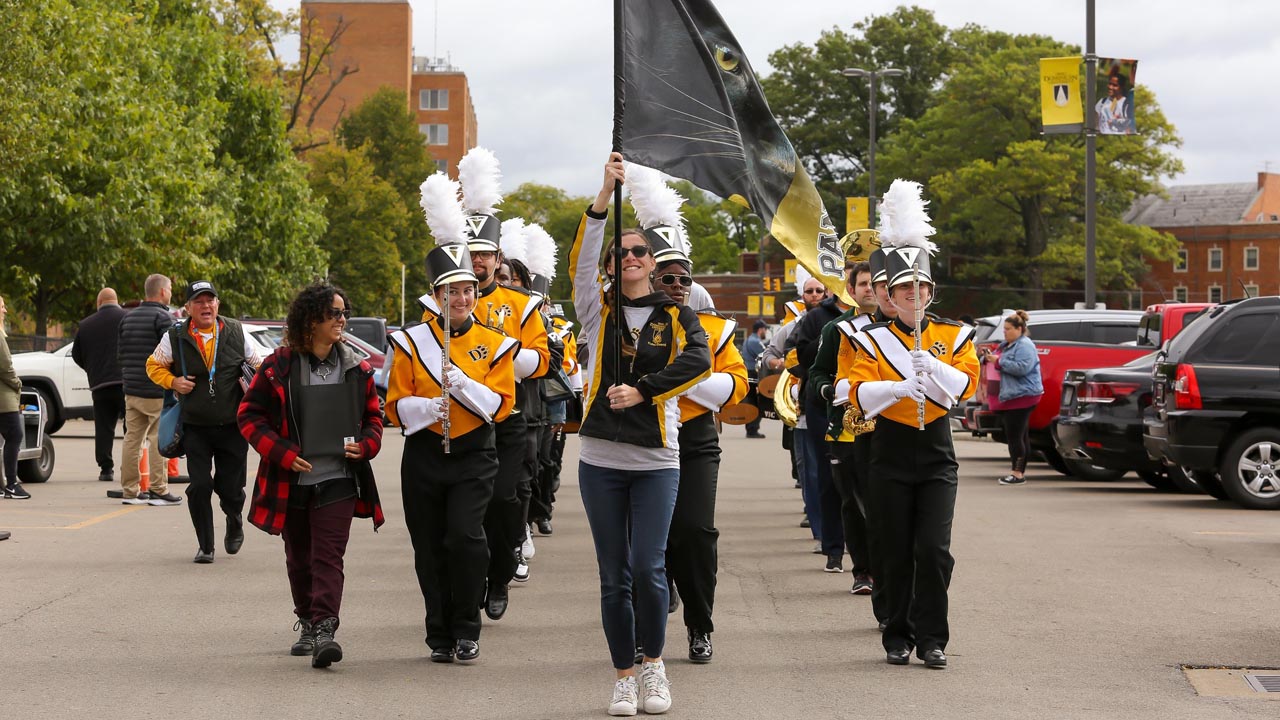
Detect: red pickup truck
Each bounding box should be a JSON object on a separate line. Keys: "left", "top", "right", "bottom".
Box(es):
{"left": 964, "top": 309, "right": 1147, "bottom": 477}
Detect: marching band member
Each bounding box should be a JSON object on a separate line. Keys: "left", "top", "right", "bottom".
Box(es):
{"left": 628, "top": 164, "right": 748, "bottom": 665}
{"left": 571, "top": 153, "right": 710, "bottom": 716}
{"left": 840, "top": 180, "right": 978, "bottom": 669}
{"left": 455, "top": 148, "right": 552, "bottom": 621}
{"left": 387, "top": 174, "right": 517, "bottom": 664}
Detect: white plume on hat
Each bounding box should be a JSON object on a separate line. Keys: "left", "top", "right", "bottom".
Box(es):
{"left": 877, "top": 179, "right": 937, "bottom": 255}
{"left": 625, "top": 162, "right": 688, "bottom": 250}
{"left": 419, "top": 173, "right": 468, "bottom": 245}
{"left": 458, "top": 147, "right": 503, "bottom": 216}
{"left": 523, "top": 223, "right": 558, "bottom": 282}
{"left": 499, "top": 217, "right": 528, "bottom": 261}
{"left": 793, "top": 262, "right": 813, "bottom": 296}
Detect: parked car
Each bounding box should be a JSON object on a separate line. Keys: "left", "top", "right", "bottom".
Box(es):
{"left": 345, "top": 316, "right": 389, "bottom": 353}
{"left": 963, "top": 309, "right": 1146, "bottom": 477}
{"left": 11, "top": 341, "right": 92, "bottom": 434}
{"left": 240, "top": 321, "right": 388, "bottom": 402}
{"left": 1136, "top": 302, "right": 1214, "bottom": 349}
{"left": 1145, "top": 296, "right": 1280, "bottom": 509}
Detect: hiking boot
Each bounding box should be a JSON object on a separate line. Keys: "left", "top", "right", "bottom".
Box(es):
{"left": 311, "top": 617, "right": 342, "bottom": 668}
{"left": 291, "top": 619, "right": 315, "bottom": 656}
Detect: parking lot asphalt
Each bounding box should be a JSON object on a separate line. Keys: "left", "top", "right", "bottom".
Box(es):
{"left": 3, "top": 420, "right": 1279, "bottom": 719}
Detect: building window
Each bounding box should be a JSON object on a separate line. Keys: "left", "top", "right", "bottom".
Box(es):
{"left": 419, "top": 89, "right": 449, "bottom": 110}
{"left": 419, "top": 124, "right": 449, "bottom": 145}
{"left": 1244, "top": 246, "right": 1259, "bottom": 270}
{"left": 1174, "top": 248, "right": 1188, "bottom": 273}
{"left": 435, "top": 158, "right": 448, "bottom": 176}
{"left": 1245, "top": 284, "right": 1260, "bottom": 298}
{"left": 1207, "top": 285, "right": 1222, "bottom": 303}
{"left": 1173, "top": 286, "right": 1188, "bottom": 303}
{"left": 1207, "top": 247, "right": 1222, "bottom": 272}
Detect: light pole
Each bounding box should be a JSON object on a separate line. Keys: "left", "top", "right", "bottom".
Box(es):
{"left": 839, "top": 67, "right": 904, "bottom": 229}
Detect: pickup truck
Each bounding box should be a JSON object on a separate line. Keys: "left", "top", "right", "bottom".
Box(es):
{"left": 1136, "top": 302, "right": 1214, "bottom": 348}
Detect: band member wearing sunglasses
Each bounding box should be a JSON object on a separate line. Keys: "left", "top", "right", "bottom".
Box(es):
{"left": 626, "top": 163, "right": 748, "bottom": 667}
{"left": 571, "top": 153, "right": 711, "bottom": 716}
{"left": 237, "top": 282, "right": 385, "bottom": 669}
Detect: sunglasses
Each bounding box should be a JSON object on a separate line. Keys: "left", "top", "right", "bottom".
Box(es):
{"left": 611, "top": 245, "right": 651, "bottom": 259}
{"left": 657, "top": 274, "right": 693, "bottom": 287}
{"left": 803, "top": 287, "right": 825, "bottom": 294}
{"left": 325, "top": 307, "right": 351, "bottom": 320}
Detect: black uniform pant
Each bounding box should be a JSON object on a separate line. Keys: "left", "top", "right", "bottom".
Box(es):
{"left": 870, "top": 417, "right": 957, "bottom": 657}
{"left": 183, "top": 423, "right": 248, "bottom": 553}
{"left": 850, "top": 436, "right": 889, "bottom": 623}
{"left": 828, "top": 441, "right": 871, "bottom": 577}
{"left": 402, "top": 426, "right": 496, "bottom": 650}
{"left": 486, "top": 412, "right": 531, "bottom": 588}
{"left": 529, "top": 421, "right": 557, "bottom": 523}
{"left": 91, "top": 385, "right": 125, "bottom": 474}
{"left": 804, "top": 398, "right": 843, "bottom": 557}
{"left": 666, "top": 413, "right": 721, "bottom": 634}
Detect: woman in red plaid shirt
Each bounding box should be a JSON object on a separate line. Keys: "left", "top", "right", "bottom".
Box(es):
{"left": 238, "top": 283, "right": 385, "bottom": 670}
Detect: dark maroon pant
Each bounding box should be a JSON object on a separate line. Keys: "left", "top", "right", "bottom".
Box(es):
{"left": 283, "top": 496, "right": 356, "bottom": 625}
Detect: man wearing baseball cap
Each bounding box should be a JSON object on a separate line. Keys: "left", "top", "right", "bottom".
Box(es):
{"left": 147, "top": 280, "right": 263, "bottom": 563}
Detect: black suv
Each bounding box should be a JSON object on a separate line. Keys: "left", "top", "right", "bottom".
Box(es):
{"left": 1145, "top": 296, "right": 1280, "bottom": 509}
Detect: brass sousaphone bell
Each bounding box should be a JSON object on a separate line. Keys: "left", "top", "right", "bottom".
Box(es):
{"left": 772, "top": 368, "right": 801, "bottom": 427}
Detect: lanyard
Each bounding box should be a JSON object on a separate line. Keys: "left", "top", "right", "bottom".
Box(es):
{"left": 196, "top": 321, "right": 220, "bottom": 397}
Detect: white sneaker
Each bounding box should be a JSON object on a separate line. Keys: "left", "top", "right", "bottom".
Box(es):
{"left": 639, "top": 661, "right": 672, "bottom": 714}
{"left": 608, "top": 675, "right": 638, "bottom": 716}
{"left": 513, "top": 549, "right": 530, "bottom": 583}
{"left": 522, "top": 525, "right": 535, "bottom": 559}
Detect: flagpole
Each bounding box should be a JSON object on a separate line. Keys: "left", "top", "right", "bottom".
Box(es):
{"left": 611, "top": 0, "right": 625, "bottom": 398}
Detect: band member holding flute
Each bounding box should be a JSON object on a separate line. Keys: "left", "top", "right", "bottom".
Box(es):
{"left": 386, "top": 174, "right": 517, "bottom": 664}
{"left": 839, "top": 180, "right": 978, "bottom": 669}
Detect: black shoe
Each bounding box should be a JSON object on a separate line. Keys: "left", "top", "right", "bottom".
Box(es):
{"left": 998, "top": 474, "right": 1026, "bottom": 486}
{"left": 800, "top": 517, "right": 810, "bottom": 529}
{"left": 225, "top": 516, "right": 244, "bottom": 555}
{"left": 688, "top": 630, "right": 713, "bottom": 664}
{"left": 878, "top": 621, "right": 887, "bottom": 632}
{"left": 794, "top": 479, "right": 801, "bottom": 489}
{"left": 147, "top": 491, "right": 182, "bottom": 506}
{"left": 634, "top": 644, "right": 644, "bottom": 665}
{"left": 886, "top": 648, "right": 910, "bottom": 665}
{"left": 311, "top": 618, "right": 342, "bottom": 668}
{"left": 98, "top": 470, "right": 114, "bottom": 482}
{"left": 3, "top": 482, "right": 31, "bottom": 500}
{"left": 513, "top": 550, "right": 530, "bottom": 583}
{"left": 668, "top": 588, "right": 680, "bottom": 614}
{"left": 824, "top": 555, "right": 844, "bottom": 573}
{"left": 851, "top": 574, "right": 873, "bottom": 595}
{"left": 922, "top": 649, "right": 947, "bottom": 668}
{"left": 106, "top": 489, "right": 124, "bottom": 499}
{"left": 0, "top": 530, "right": 11, "bottom": 541}
{"left": 746, "top": 432, "right": 766, "bottom": 439}
{"left": 455, "top": 639, "right": 479, "bottom": 662}
{"left": 536, "top": 518, "right": 553, "bottom": 536}
{"left": 485, "top": 583, "right": 508, "bottom": 620}
{"left": 193, "top": 549, "right": 214, "bottom": 564}
{"left": 291, "top": 619, "right": 315, "bottom": 656}
{"left": 430, "top": 646, "right": 455, "bottom": 663}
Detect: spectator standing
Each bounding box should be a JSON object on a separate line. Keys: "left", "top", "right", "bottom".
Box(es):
{"left": 116, "top": 274, "right": 182, "bottom": 506}
{"left": 72, "top": 288, "right": 127, "bottom": 483}
{"left": 989, "top": 311, "right": 1042, "bottom": 485}
{"left": 1, "top": 294, "right": 32, "bottom": 500}
{"left": 740, "top": 320, "right": 767, "bottom": 438}
{"left": 147, "top": 280, "right": 262, "bottom": 563}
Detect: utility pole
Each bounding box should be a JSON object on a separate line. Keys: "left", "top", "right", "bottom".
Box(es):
{"left": 1084, "top": 0, "right": 1098, "bottom": 308}
{"left": 840, "top": 66, "right": 904, "bottom": 228}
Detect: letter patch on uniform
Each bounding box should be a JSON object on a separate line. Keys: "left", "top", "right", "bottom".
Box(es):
{"left": 468, "top": 345, "right": 489, "bottom": 362}
{"left": 930, "top": 340, "right": 947, "bottom": 358}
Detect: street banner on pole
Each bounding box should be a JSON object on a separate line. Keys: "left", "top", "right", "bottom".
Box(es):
{"left": 845, "top": 197, "right": 869, "bottom": 235}
{"left": 616, "top": 0, "right": 846, "bottom": 300}
{"left": 1095, "top": 58, "right": 1138, "bottom": 135}
{"left": 1040, "top": 56, "right": 1083, "bottom": 134}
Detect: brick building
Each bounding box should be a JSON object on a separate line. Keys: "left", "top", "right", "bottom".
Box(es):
{"left": 300, "top": 0, "right": 477, "bottom": 175}
{"left": 1129, "top": 172, "right": 1280, "bottom": 304}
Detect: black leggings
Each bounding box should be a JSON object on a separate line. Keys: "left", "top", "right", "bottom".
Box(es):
{"left": 1, "top": 411, "right": 22, "bottom": 485}
{"left": 1000, "top": 407, "right": 1034, "bottom": 474}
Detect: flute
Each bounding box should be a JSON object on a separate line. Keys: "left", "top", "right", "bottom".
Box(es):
{"left": 913, "top": 263, "right": 925, "bottom": 431}
{"left": 441, "top": 293, "right": 452, "bottom": 454}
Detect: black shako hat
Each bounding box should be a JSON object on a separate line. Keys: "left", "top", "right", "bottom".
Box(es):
{"left": 426, "top": 243, "right": 478, "bottom": 289}
{"left": 463, "top": 214, "right": 501, "bottom": 254}
{"left": 868, "top": 248, "right": 888, "bottom": 285}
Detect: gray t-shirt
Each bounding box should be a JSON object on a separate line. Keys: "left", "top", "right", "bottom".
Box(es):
{"left": 297, "top": 348, "right": 350, "bottom": 486}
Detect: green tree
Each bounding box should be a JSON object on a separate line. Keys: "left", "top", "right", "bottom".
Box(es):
{"left": 878, "top": 31, "right": 1182, "bottom": 310}
{"left": 307, "top": 145, "right": 407, "bottom": 319}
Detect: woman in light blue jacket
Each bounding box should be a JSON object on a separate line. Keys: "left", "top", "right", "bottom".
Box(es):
{"left": 992, "top": 311, "right": 1042, "bottom": 485}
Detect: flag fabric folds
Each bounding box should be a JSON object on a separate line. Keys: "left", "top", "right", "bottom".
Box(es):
{"left": 617, "top": 0, "right": 846, "bottom": 295}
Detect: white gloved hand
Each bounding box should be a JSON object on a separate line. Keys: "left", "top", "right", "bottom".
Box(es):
{"left": 789, "top": 382, "right": 799, "bottom": 403}
{"left": 833, "top": 378, "right": 851, "bottom": 405}
{"left": 422, "top": 396, "right": 447, "bottom": 425}
{"left": 443, "top": 365, "right": 471, "bottom": 395}
{"left": 911, "top": 349, "right": 940, "bottom": 376}
{"left": 397, "top": 396, "right": 446, "bottom": 436}
{"left": 891, "top": 375, "right": 927, "bottom": 402}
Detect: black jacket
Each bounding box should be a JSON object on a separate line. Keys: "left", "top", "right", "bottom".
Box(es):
{"left": 72, "top": 304, "right": 126, "bottom": 390}
{"left": 117, "top": 302, "right": 175, "bottom": 399}
{"left": 785, "top": 295, "right": 846, "bottom": 402}
{"left": 169, "top": 317, "right": 248, "bottom": 426}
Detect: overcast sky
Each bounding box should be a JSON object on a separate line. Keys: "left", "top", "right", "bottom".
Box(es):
{"left": 280, "top": 1, "right": 1279, "bottom": 197}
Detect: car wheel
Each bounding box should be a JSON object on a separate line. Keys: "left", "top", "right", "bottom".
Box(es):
{"left": 1041, "top": 446, "right": 1071, "bottom": 476}
{"left": 1218, "top": 428, "right": 1280, "bottom": 510}
{"left": 17, "top": 434, "right": 55, "bottom": 483}
{"left": 23, "top": 385, "right": 63, "bottom": 435}
{"left": 1062, "top": 457, "right": 1127, "bottom": 482}
{"left": 1138, "top": 470, "right": 1176, "bottom": 491}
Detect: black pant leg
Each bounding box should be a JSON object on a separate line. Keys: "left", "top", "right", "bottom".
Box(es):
{"left": 210, "top": 423, "right": 248, "bottom": 521}
{"left": 852, "top": 437, "right": 889, "bottom": 623}
{"left": 830, "top": 443, "right": 870, "bottom": 576}
{"left": 401, "top": 446, "right": 453, "bottom": 650}
{"left": 805, "top": 400, "right": 843, "bottom": 557}
{"left": 911, "top": 471, "right": 957, "bottom": 655}
{"left": 183, "top": 425, "right": 217, "bottom": 552}
{"left": 529, "top": 423, "right": 555, "bottom": 523}
{"left": 91, "top": 386, "right": 125, "bottom": 473}
{"left": 486, "top": 414, "right": 528, "bottom": 587}
{"left": 445, "top": 469, "right": 494, "bottom": 642}
{"left": 667, "top": 414, "right": 720, "bottom": 634}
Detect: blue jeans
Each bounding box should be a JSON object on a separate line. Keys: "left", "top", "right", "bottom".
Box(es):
{"left": 578, "top": 461, "right": 680, "bottom": 669}
{"left": 797, "top": 420, "right": 822, "bottom": 540}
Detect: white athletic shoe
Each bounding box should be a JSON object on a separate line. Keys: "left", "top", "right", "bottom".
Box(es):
{"left": 522, "top": 525, "right": 535, "bottom": 559}
{"left": 639, "top": 660, "right": 672, "bottom": 714}
{"left": 608, "top": 675, "right": 638, "bottom": 716}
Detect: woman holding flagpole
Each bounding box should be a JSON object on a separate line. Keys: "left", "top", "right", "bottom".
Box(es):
{"left": 570, "top": 153, "right": 711, "bottom": 716}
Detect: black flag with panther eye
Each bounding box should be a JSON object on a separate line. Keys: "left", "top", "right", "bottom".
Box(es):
{"left": 616, "top": 0, "right": 845, "bottom": 295}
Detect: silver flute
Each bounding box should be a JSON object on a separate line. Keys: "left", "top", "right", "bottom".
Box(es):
{"left": 913, "top": 263, "right": 925, "bottom": 431}
{"left": 441, "top": 294, "right": 452, "bottom": 454}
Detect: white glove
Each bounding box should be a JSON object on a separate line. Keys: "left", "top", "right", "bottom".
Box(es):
{"left": 422, "top": 397, "right": 447, "bottom": 425}
{"left": 789, "top": 382, "right": 799, "bottom": 403}
{"left": 833, "top": 378, "right": 850, "bottom": 405}
{"left": 911, "top": 350, "right": 940, "bottom": 376}
{"left": 891, "top": 375, "right": 927, "bottom": 402}
{"left": 443, "top": 365, "right": 471, "bottom": 395}
{"left": 396, "top": 396, "right": 446, "bottom": 436}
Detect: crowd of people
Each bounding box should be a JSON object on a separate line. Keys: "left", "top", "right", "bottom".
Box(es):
{"left": 0, "top": 149, "right": 1019, "bottom": 717}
